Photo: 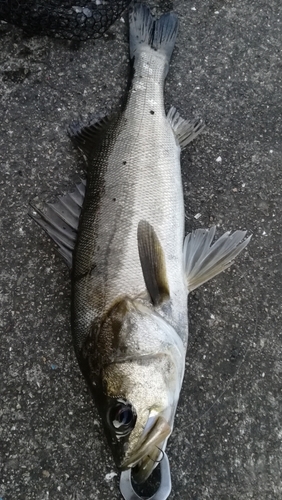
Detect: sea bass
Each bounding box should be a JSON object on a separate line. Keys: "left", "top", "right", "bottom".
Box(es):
{"left": 30, "top": 2, "right": 251, "bottom": 488}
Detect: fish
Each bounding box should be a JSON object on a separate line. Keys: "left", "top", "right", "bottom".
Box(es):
{"left": 0, "top": 0, "right": 131, "bottom": 40}
{"left": 30, "top": 2, "right": 251, "bottom": 487}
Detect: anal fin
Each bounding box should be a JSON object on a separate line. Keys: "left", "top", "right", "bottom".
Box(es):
{"left": 184, "top": 226, "right": 252, "bottom": 292}
{"left": 137, "top": 221, "right": 170, "bottom": 306}
{"left": 167, "top": 106, "right": 205, "bottom": 149}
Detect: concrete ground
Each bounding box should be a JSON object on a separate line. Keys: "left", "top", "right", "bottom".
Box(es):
{"left": 0, "top": 1, "right": 281, "bottom": 499}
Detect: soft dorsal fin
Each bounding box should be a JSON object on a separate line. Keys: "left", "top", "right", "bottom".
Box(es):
{"left": 137, "top": 220, "right": 170, "bottom": 305}
{"left": 167, "top": 106, "right": 205, "bottom": 149}
{"left": 29, "top": 180, "right": 86, "bottom": 268}
{"left": 68, "top": 114, "right": 118, "bottom": 161}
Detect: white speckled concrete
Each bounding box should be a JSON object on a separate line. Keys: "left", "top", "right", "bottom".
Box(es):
{"left": 0, "top": 1, "right": 281, "bottom": 498}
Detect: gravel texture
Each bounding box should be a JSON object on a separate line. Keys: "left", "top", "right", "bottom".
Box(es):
{"left": 1, "top": 1, "right": 281, "bottom": 499}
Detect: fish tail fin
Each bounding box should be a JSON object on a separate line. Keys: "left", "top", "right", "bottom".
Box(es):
{"left": 129, "top": 3, "right": 178, "bottom": 64}
{"left": 184, "top": 227, "right": 252, "bottom": 292}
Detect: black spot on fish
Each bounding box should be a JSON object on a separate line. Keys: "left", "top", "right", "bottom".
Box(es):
{"left": 150, "top": 110, "right": 155, "bottom": 115}
{"left": 123, "top": 161, "right": 127, "bottom": 165}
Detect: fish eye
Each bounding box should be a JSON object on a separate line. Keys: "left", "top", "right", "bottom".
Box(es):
{"left": 108, "top": 401, "right": 136, "bottom": 436}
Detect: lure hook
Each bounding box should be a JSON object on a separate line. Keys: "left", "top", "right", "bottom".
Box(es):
{"left": 119, "top": 452, "right": 171, "bottom": 500}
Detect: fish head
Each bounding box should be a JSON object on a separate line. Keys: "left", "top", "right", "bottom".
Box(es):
{"left": 95, "top": 298, "right": 185, "bottom": 483}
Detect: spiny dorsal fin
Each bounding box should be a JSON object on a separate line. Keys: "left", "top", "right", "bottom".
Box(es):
{"left": 68, "top": 114, "right": 118, "bottom": 161}
{"left": 29, "top": 180, "right": 86, "bottom": 268}
{"left": 137, "top": 220, "right": 170, "bottom": 306}
{"left": 184, "top": 226, "right": 252, "bottom": 292}
{"left": 167, "top": 106, "right": 205, "bottom": 149}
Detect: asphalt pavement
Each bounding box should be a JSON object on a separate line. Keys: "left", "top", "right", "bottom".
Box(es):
{"left": 1, "top": 1, "right": 281, "bottom": 499}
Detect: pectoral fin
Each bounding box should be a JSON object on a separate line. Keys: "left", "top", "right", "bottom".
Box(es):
{"left": 184, "top": 226, "right": 252, "bottom": 292}
{"left": 137, "top": 221, "right": 170, "bottom": 305}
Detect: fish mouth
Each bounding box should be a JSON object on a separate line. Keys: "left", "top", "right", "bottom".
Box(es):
{"left": 121, "top": 415, "right": 171, "bottom": 484}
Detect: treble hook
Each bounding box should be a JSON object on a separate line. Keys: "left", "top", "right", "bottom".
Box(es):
{"left": 119, "top": 452, "right": 171, "bottom": 500}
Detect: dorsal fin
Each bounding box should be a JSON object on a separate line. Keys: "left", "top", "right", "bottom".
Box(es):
{"left": 68, "top": 114, "right": 118, "bottom": 161}
{"left": 29, "top": 180, "right": 86, "bottom": 268}
{"left": 137, "top": 220, "right": 170, "bottom": 306}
